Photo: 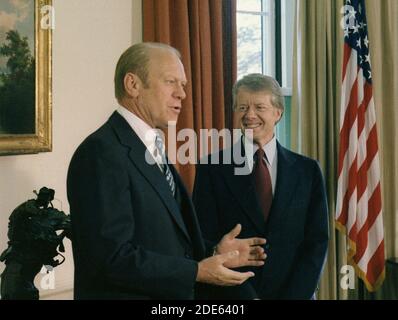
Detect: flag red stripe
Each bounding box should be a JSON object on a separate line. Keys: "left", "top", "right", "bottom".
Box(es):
{"left": 367, "top": 183, "right": 382, "bottom": 227}
{"left": 358, "top": 82, "right": 373, "bottom": 134}
{"left": 342, "top": 43, "right": 352, "bottom": 80}
{"left": 338, "top": 79, "right": 359, "bottom": 175}
{"left": 353, "top": 183, "right": 382, "bottom": 263}
{"left": 356, "top": 168, "right": 367, "bottom": 204}
{"left": 357, "top": 100, "right": 366, "bottom": 138}
{"left": 348, "top": 221, "right": 357, "bottom": 241}
{"left": 366, "top": 125, "right": 379, "bottom": 161}
{"left": 337, "top": 155, "right": 358, "bottom": 226}
{"left": 357, "top": 126, "right": 378, "bottom": 198}
{"left": 366, "top": 240, "right": 385, "bottom": 284}
{"left": 363, "top": 82, "right": 373, "bottom": 112}
{"left": 337, "top": 194, "right": 348, "bottom": 225}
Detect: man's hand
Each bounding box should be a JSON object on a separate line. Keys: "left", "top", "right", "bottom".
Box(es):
{"left": 196, "top": 251, "right": 255, "bottom": 286}
{"left": 216, "top": 224, "right": 266, "bottom": 268}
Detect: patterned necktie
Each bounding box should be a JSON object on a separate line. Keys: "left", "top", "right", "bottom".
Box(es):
{"left": 253, "top": 148, "right": 273, "bottom": 222}
{"left": 155, "top": 135, "right": 176, "bottom": 196}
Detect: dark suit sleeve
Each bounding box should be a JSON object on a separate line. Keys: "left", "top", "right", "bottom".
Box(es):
{"left": 281, "top": 161, "right": 329, "bottom": 299}
{"left": 67, "top": 141, "right": 197, "bottom": 299}
{"left": 193, "top": 163, "right": 258, "bottom": 300}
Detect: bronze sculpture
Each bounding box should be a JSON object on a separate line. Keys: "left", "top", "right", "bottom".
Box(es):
{"left": 0, "top": 187, "right": 70, "bottom": 300}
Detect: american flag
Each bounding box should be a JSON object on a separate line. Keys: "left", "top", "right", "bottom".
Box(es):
{"left": 335, "top": 0, "right": 385, "bottom": 292}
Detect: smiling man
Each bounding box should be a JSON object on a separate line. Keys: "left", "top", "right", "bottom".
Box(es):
{"left": 193, "top": 73, "right": 329, "bottom": 299}
{"left": 67, "top": 44, "right": 266, "bottom": 300}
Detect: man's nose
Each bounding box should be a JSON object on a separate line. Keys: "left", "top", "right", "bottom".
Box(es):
{"left": 245, "top": 106, "right": 257, "bottom": 118}
{"left": 174, "top": 84, "right": 186, "bottom": 100}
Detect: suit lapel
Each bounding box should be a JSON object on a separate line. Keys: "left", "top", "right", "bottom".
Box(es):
{"left": 169, "top": 164, "right": 206, "bottom": 259}
{"left": 219, "top": 141, "right": 300, "bottom": 235}
{"left": 266, "top": 142, "right": 299, "bottom": 230}
{"left": 108, "top": 112, "right": 192, "bottom": 244}
{"left": 219, "top": 144, "right": 266, "bottom": 234}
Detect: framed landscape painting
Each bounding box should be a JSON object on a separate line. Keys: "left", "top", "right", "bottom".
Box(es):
{"left": 0, "top": 0, "right": 52, "bottom": 155}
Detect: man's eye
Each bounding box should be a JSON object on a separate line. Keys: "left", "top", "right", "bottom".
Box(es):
{"left": 256, "top": 105, "right": 269, "bottom": 111}
{"left": 166, "top": 79, "right": 175, "bottom": 84}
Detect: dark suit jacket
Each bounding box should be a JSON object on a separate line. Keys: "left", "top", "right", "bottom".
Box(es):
{"left": 193, "top": 141, "right": 329, "bottom": 299}
{"left": 67, "top": 111, "right": 206, "bottom": 299}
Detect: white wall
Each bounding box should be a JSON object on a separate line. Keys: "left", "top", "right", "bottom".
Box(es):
{"left": 0, "top": 0, "right": 142, "bottom": 300}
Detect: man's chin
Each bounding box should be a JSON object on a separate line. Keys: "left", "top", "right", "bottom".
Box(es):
{"left": 245, "top": 130, "right": 267, "bottom": 145}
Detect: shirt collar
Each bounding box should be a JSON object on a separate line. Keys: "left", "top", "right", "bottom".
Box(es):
{"left": 117, "top": 105, "right": 162, "bottom": 160}
{"left": 244, "top": 134, "right": 277, "bottom": 166}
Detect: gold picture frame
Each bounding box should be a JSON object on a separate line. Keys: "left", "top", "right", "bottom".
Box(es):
{"left": 0, "top": 0, "right": 52, "bottom": 155}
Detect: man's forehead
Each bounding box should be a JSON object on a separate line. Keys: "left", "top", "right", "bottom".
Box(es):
{"left": 148, "top": 46, "right": 174, "bottom": 57}
{"left": 148, "top": 48, "right": 179, "bottom": 66}
{"left": 148, "top": 51, "right": 186, "bottom": 79}
{"left": 238, "top": 88, "right": 272, "bottom": 98}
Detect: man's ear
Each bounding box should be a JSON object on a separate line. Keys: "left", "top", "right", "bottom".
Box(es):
{"left": 274, "top": 108, "right": 283, "bottom": 125}
{"left": 124, "top": 73, "right": 141, "bottom": 98}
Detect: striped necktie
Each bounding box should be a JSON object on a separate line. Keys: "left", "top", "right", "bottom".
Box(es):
{"left": 155, "top": 135, "right": 176, "bottom": 196}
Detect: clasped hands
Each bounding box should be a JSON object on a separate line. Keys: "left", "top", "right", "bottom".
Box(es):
{"left": 197, "top": 224, "right": 266, "bottom": 286}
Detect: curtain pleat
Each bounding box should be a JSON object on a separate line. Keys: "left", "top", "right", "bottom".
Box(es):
{"left": 143, "top": 0, "right": 237, "bottom": 192}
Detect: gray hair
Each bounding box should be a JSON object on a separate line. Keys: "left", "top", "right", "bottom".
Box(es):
{"left": 114, "top": 42, "right": 181, "bottom": 102}
{"left": 232, "top": 73, "right": 285, "bottom": 114}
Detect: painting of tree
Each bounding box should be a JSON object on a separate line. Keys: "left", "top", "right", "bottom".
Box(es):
{"left": 0, "top": 0, "right": 52, "bottom": 156}
{"left": 0, "top": 29, "right": 35, "bottom": 134}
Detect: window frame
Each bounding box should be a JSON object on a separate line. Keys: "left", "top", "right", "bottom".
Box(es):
{"left": 236, "top": 0, "right": 294, "bottom": 148}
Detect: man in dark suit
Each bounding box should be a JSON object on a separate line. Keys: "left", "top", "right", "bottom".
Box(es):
{"left": 193, "top": 74, "right": 329, "bottom": 299}
{"left": 67, "top": 43, "right": 266, "bottom": 300}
